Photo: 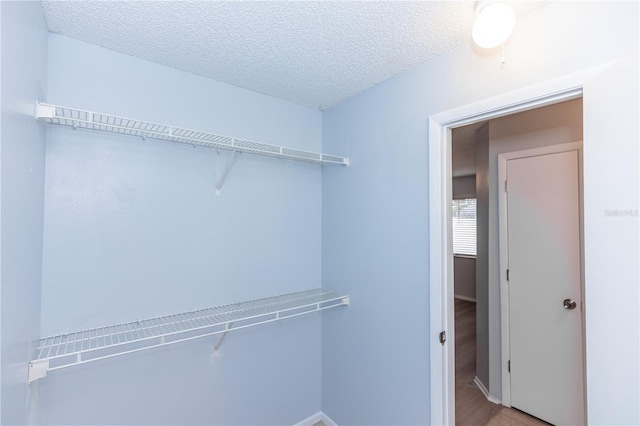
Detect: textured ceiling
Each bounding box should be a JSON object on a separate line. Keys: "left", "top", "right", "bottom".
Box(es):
{"left": 42, "top": 1, "right": 549, "bottom": 110}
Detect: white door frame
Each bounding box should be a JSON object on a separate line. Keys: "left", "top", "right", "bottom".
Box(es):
{"left": 428, "top": 63, "right": 613, "bottom": 426}
{"left": 497, "top": 141, "right": 585, "bottom": 410}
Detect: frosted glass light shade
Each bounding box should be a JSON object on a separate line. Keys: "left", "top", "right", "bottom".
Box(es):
{"left": 472, "top": 2, "right": 516, "bottom": 49}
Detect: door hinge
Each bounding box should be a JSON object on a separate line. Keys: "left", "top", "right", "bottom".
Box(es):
{"left": 506, "top": 269, "right": 510, "bottom": 281}
{"left": 439, "top": 331, "right": 446, "bottom": 345}
{"left": 504, "top": 180, "right": 508, "bottom": 192}
{"left": 508, "top": 360, "right": 511, "bottom": 373}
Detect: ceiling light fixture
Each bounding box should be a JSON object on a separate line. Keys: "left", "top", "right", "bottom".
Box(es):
{"left": 472, "top": 1, "right": 516, "bottom": 49}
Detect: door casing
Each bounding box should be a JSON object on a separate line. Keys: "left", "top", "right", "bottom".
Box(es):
{"left": 497, "top": 142, "right": 586, "bottom": 419}
{"left": 428, "top": 62, "right": 615, "bottom": 426}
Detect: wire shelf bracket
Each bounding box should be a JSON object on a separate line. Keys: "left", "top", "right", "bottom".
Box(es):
{"left": 213, "top": 322, "right": 233, "bottom": 358}
{"left": 28, "top": 288, "right": 349, "bottom": 383}
{"left": 215, "top": 149, "right": 238, "bottom": 197}
{"left": 35, "top": 102, "right": 349, "bottom": 196}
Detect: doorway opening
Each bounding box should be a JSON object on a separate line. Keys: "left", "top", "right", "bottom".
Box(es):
{"left": 450, "top": 99, "right": 584, "bottom": 425}
{"left": 429, "top": 79, "right": 586, "bottom": 424}
{"left": 430, "top": 57, "right": 638, "bottom": 426}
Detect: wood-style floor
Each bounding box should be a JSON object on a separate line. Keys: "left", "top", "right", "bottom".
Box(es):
{"left": 455, "top": 299, "right": 549, "bottom": 426}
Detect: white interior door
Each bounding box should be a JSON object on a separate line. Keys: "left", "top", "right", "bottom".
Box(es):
{"left": 506, "top": 150, "right": 584, "bottom": 425}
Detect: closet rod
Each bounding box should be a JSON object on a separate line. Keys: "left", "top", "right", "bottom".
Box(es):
{"left": 35, "top": 102, "right": 349, "bottom": 166}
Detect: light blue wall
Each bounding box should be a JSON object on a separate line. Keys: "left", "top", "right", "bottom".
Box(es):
{"left": 0, "top": 4, "right": 3, "bottom": 419}
{"left": 37, "top": 34, "right": 323, "bottom": 425}
{"left": 0, "top": 1, "right": 48, "bottom": 424}
{"left": 321, "top": 2, "right": 639, "bottom": 424}
{"left": 321, "top": 69, "right": 431, "bottom": 426}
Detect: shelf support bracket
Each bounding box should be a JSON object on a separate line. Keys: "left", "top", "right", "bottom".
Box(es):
{"left": 213, "top": 322, "right": 233, "bottom": 357}
{"left": 215, "top": 149, "right": 238, "bottom": 197}
{"left": 28, "top": 359, "right": 49, "bottom": 384}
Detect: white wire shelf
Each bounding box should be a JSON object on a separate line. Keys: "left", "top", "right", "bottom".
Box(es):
{"left": 29, "top": 288, "right": 349, "bottom": 383}
{"left": 35, "top": 102, "right": 349, "bottom": 166}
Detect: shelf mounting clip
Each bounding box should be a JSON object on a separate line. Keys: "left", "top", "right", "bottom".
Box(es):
{"left": 35, "top": 102, "right": 56, "bottom": 120}
{"left": 28, "top": 359, "right": 49, "bottom": 383}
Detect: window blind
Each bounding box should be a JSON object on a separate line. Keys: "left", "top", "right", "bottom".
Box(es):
{"left": 452, "top": 198, "right": 477, "bottom": 256}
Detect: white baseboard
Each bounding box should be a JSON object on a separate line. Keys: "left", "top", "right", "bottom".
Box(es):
{"left": 294, "top": 411, "right": 338, "bottom": 426}
{"left": 294, "top": 412, "right": 322, "bottom": 426}
{"left": 454, "top": 294, "right": 476, "bottom": 302}
{"left": 488, "top": 394, "right": 501, "bottom": 404}
{"left": 321, "top": 412, "right": 338, "bottom": 426}
{"left": 473, "top": 376, "right": 490, "bottom": 399}
{"left": 473, "top": 376, "right": 501, "bottom": 405}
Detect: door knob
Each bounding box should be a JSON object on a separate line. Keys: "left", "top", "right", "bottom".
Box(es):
{"left": 563, "top": 299, "right": 577, "bottom": 310}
